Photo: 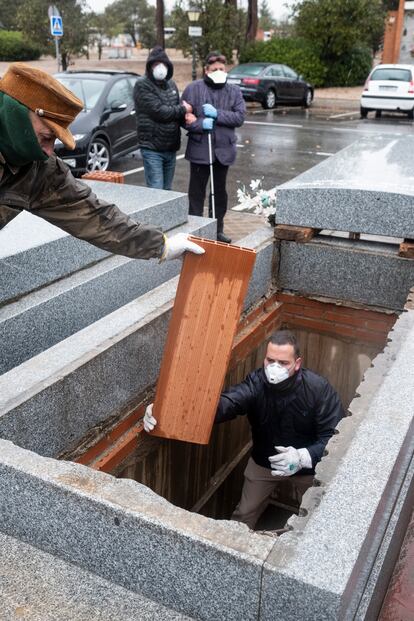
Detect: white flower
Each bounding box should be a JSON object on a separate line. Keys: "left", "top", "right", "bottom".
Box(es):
{"left": 249, "top": 178, "right": 262, "bottom": 191}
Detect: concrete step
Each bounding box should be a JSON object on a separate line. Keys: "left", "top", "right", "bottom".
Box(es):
{"left": 0, "top": 216, "right": 215, "bottom": 375}
{"left": 0, "top": 181, "right": 189, "bottom": 304}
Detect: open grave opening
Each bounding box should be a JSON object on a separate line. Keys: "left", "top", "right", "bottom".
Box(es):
{"left": 66, "top": 292, "right": 397, "bottom": 532}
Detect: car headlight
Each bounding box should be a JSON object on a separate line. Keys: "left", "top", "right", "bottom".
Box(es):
{"left": 72, "top": 134, "right": 86, "bottom": 142}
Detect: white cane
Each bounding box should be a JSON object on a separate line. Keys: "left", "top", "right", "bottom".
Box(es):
{"left": 207, "top": 130, "right": 216, "bottom": 221}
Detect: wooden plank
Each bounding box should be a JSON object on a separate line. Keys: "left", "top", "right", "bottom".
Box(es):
{"left": 191, "top": 441, "right": 252, "bottom": 513}
{"left": 151, "top": 237, "right": 256, "bottom": 445}
{"left": 274, "top": 224, "right": 319, "bottom": 242}
{"left": 399, "top": 240, "right": 414, "bottom": 259}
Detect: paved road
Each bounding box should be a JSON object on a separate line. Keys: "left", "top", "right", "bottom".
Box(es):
{"left": 109, "top": 107, "right": 414, "bottom": 212}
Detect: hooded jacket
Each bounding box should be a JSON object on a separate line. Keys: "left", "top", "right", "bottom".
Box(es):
{"left": 133, "top": 46, "right": 185, "bottom": 152}
{"left": 215, "top": 367, "right": 344, "bottom": 473}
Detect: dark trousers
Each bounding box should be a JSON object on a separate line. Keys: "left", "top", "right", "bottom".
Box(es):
{"left": 188, "top": 161, "right": 229, "bottom": 231}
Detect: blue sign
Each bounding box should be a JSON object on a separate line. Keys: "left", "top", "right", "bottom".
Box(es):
{"left": 50, "top": 16, "right": 63, "bottom": 37}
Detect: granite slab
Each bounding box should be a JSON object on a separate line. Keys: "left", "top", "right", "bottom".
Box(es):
{"left": 276, "top": 134, "right": 414, "bottom": 238}
{"left": 0, "top": 440, "right": 274, "bottom": 621}
{"left": 277, "top": 237, "right": 414, "bottom": 311}
{"left": 0, "top": 531, "right": 191, "bottom": 620}
{"left": 0, "top": 217, "right": 216, "bottom": 374}
{"left": 0, "top": 182, "right": 189, "bottom": 304}
{"left": 0, "top": 229, "right": 273, "bottom": 457}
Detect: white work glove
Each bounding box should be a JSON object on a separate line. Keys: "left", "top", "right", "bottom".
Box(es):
{"left": 143, "top": 403, "right": 157, "bottom": 433}
{"left": 161, "top": 233, "right": 205, "bottom": 262}
{"left": 268, "top": 446, "right": 312, "bottom": 477}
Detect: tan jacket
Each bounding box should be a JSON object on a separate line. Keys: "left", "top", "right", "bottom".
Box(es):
{"left": 0, "top": 152, "right": 165, "bottom": 259}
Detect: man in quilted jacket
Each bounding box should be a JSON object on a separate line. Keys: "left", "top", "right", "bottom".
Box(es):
{"left": 133, "top": 46, "right": 192, "bottom": 190}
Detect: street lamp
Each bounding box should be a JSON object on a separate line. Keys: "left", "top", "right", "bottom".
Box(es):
{"left": 187, "top": 7, "right": 201, "bottom": 81}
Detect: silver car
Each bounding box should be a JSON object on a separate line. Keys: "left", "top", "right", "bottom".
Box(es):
{"left": 360, "top": 64, "right": 414, "bottom": 119}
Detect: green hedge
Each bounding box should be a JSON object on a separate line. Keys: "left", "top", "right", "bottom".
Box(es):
{"left": 0, "top": 31, "right": 42, "bottom": 62}
{"left": 239, "top": 38, "right": 327, "bottom": 87}
{"left": 324, "top": 47, "right": 372, "bottom": 87}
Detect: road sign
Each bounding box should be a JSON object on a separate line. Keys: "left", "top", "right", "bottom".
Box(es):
{"left": 50, "top": 15, "right": 63, "bottom": 37}
{"left": 188, "top": 26, "right": 202, "bottom": 37}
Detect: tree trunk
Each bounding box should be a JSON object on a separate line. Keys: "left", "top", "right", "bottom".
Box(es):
{"left": 156, "top": 0, "right": 165, "bottom": 48}
{"left": 246, "top": 0, "right": 258, "bottom": 41}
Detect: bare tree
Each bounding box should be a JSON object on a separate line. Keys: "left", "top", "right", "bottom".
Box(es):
{"left": 246, "top": 0, "right": 258, "bottom": 41}
{"left": 156, "top": 0, "right": 165, "bottom": 47}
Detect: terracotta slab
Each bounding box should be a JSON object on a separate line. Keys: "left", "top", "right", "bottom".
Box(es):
{"left": 151, "top": 236, "right": 256, "bottom": 444}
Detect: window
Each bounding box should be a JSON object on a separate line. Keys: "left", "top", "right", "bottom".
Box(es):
{"left": 270, "top": 66, "right": 283, "bottom": 77}
{"left": 106, "top": 79, "right": 133, "bottom": 108}
{"left": 283, "top": 66, "right": 297, "bottom": 79}
{"left": 370, "top": 68, "right": 412, "bottom": 82}
{"left": 229, "top": 64, "right": 265, "bottom": 76}
{"left": 57, "top": 78, "right": 106, "bottom": 111}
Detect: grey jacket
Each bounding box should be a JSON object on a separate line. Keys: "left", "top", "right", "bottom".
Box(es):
{"left": 181, "top": 79, "right": 246, "bottom": 166}
{"left": 0, "top": 152, "right": 165, "bottom": 259}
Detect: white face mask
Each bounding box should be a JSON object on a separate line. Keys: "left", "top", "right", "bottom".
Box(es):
{"left": 152, "top": 63, "right": 168, "bottom": 80}
{"left": 208, "top": 69, "right": 227, "bottom": 84}
{"left": 265, "top": 362, "right": 291, "bottom": 385}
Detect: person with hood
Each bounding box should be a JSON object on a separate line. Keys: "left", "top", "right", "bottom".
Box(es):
{"left": 181, "top": 51, "right": 246, "bottom": 243}
{"left": 0, "top": 63, "right": 203, "bottom": 263}
{"left": 143, "top": 330, "right": 344, "bottom": 530}
{"left": 133, "top": 46, "right": 191, "bottom": 190}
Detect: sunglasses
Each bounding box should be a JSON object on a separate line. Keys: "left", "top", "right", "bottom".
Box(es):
{"left": 206, "top": 55, "right": 226, "bottom": 65}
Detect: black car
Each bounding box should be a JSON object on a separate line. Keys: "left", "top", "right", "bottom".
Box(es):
{"left": 227, "top": 63, "right": 313, "bottom": 110}
{"left": 54, "top": 70, "right": 139, "bottom": 175}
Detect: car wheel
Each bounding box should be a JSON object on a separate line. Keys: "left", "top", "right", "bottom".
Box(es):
{"left": 87, "top": 138, "right": 111, "bottom": 172}
{"left": 360, "top": 106, "right": 368, "bottom": 119}
{"left": 303, "top": 89, "right": 313, "bottom": 108}
{"left": 262, "top": 89, "right": 276, "bottom": 110}
{"left": 408, "top": 108, "right": 414, "bottom": 120}
{"left": 375, "top": 110, "right": 382, "bottom": 118}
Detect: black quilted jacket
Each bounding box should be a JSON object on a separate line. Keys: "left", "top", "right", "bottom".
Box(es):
{"left": 215, "top": 367, "right": 345, "bottom": 473}
{"left": 133, "top": 46, "right": 185, "bottom": 152}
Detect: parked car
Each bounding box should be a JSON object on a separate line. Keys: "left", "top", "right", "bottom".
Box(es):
{"left": 227, "top": 62, "right": 313, "bottom": 109}
{"left": 360, "top": 64, "right": 414, "bottom": 119}
{"left": 54, "top": 70, "right": 139, "bottom": 174}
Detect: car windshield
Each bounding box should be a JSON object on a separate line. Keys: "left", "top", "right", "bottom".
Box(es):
{"left": 57, "top": 78, "right": 107, "bottom": 110}
{"left": 229, "top": 64, "right": 265, "bottom": 76}
{"left": 370, "top": 68, "right": 412, "bottom": 82}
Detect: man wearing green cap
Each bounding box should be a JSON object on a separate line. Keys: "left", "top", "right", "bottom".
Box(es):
{"left": 0, "top": 63, "right": 204, "bottom": 261}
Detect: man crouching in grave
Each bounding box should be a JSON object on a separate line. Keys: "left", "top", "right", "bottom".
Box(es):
{"left": 0, "top": 63, "right": 203, "bottom": 262}
{"left": 144, "top": 330, "right": 345, "bottom": 530}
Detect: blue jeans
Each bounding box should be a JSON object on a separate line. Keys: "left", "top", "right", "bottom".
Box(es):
{"left": 140, "top": 149, "right": 176, "bottom": 190}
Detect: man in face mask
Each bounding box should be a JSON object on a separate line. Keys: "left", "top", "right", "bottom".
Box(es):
{"left": 181, "top": 51, "right": 246, "bottom": 243}
{"left": 0, "top": 62, "right": 203, "bottom": 262}
{"left": 144, "top": 329, "right": 344, "bottom": 530}
{"left": 133, "top": 46, "right": 192, "bottom": 190}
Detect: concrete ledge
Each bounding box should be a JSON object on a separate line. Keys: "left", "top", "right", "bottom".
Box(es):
{"left": 0, "top": 531, "right": 191, "bottom": 620}
{"left": 276, "top": 134, "right": 414, "bottom": 238}
{"left": 0, "top": 440, "right": 273, "bottom": 621}
{"left": 277, "top": 237, "right": 414, "bottom": 311}
{"left": 0, "top": 182, "right": 188, "bottom": 304}
{"left": 0, "top": 217, "right": 215, "bottom": 374}
{"left": 0, "top": 228, "right": 274, "bottom": 457}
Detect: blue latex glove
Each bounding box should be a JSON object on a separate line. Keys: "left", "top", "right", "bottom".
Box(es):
{"left": 202, "top": 117, "right": 214, "bottom": 131}
{"left": 203, "top": 103, "right": 218, "bottom": 119}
